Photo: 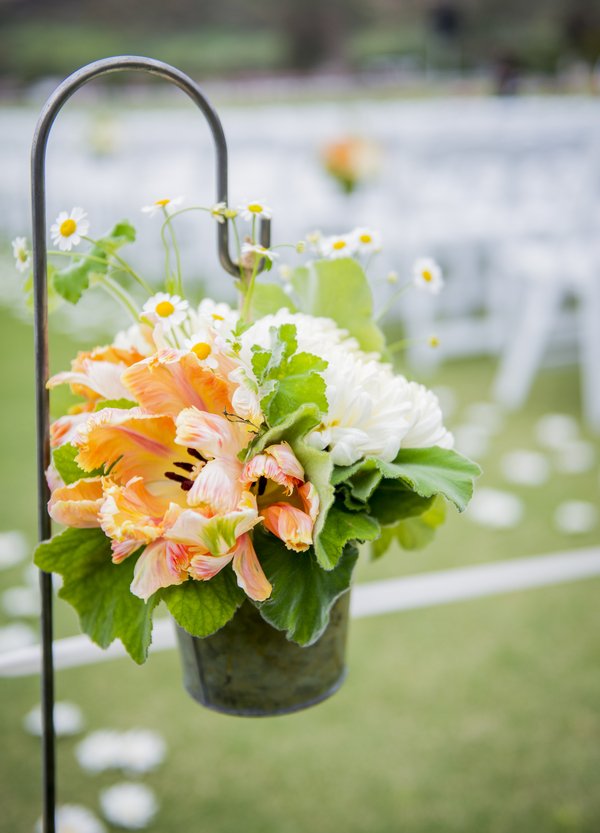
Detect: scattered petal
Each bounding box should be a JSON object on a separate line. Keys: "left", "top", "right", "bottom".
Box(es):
{"left": 463, "top": 401, "right": 504, "bottom": 434}
{"left": 0, "top": 622, "right": 37, "bottom": 652}
{"left": 452, "top": 423, "right": 490, "bottom": 460}
{"left": 36, "top": 804, "right": 106, "bottom": 833}
{"left": 0, "top": 531, "right": 28, "bottom": 569}
{"left": 501, "top": 450, "right": 550, "bottom": 486}
{"left": 24, "top": 702, "right": 84, "bottom": 738}
{"left": 2, "top": 585, "right": 40, "bottom": 617}
{"left": 535, "top": 413, "right": 580, "bottom": 449}
{"left": 100, "top": 782, "right": 158, "bottom": 829}
{"left": 554, "top": 501, "right": 598, "bottom": 535}
{"left": 466, "top": 487, "right": 524, "bottom": 529}
{"left": 75, "top": 729, "right": 166, "bottom": 774}
{"left": 553, "top": 440, "right": 596, "bottom": 475}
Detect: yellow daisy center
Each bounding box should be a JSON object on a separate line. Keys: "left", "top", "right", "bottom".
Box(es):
{"left": 429, "top": 336, "right": 440, "bottom": 348}
{"left": 211, "top": 313, "right": 224, "bottom": 321}
{"left": 332, "top": 240, "right": 346, "bottom": 250}
{"left": 154, "top": 199, "right": 171, "bottom": 207}
{"left": 17, "top": 250, "right": 27, "bottom": 262}
{"left": 422, "top": 269, "right": 433, "bottom": 282}
{"left": 247, "top": 203, "right": 263, "bottom": 213}
{"left": 155, "top": 300, "right": 175, "bottom": 318}
{"left": 359, "top": 234, "right": 372, "bottom": 244}
{"left": 59, "top": 219, "right": 77, "bottom": 237}
{"left": 192, "top": 342, "right": 212, "bottom": 360}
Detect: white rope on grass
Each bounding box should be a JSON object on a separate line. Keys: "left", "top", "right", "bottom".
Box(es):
{"left": 1, "top": 546, "right": 600, "bottom": 678}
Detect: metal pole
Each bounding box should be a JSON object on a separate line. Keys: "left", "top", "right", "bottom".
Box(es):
{"left": 31, "top": 55, "right": 271, "bottom": 833}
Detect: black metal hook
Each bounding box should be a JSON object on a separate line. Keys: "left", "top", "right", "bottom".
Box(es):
{"left": 30, "top": 55, "right": 271, "bottom": 833}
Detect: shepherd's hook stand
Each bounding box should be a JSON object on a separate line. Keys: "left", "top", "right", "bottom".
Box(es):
{"left": 31, "top": 55, "right": 271, "bottom": 833}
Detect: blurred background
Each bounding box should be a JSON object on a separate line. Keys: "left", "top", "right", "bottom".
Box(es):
{"left": 1, "top": 0, "right": 600, "bottom": 831}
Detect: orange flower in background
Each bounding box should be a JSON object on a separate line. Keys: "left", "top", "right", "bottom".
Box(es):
{"left": 322, "top": 136, "right": 382, "bottom": 194}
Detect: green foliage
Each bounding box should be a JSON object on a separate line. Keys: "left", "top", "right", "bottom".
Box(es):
{"left": 372, "top": 495, "right": 447, "bottom": 557}
{"left": 34, "top": 528, "right": 156, "bottom": 664}
{"left": 52, "top": 442, "right": 102, "bottom": 484}
{"left": 251, "top": 323, "right": 328, "bottom": 427}
{"left": 94, "top": 398, "right": 137, "bottom": 411}
{"left": 254, "top": 529, "right": 359, "bottom": 646}
{"left": 291, "top": 258, "right": 386, "bottom": 353}
{"left": 368, "top": 482, "right": 434, "bottom": 526}
{"left": 317, "top": 504, "right": 380, "bottom": 569}
{"left": 53, "top": 221, "right": 136, "bottom": 304}
{"left": 160, "top": 570, "right": 245, "bottom": 638}
{"left": 249, "top": 282, "right": 297, "bottom": 319}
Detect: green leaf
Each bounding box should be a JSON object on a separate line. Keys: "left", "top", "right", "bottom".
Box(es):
{"left": 368, "top": 481, "right": 434, "bottom": 526}
{"left": 52, "top": 443, "right": 102, "bottom": 484}
{"left": 254, "top": 529, "right": 359, "bottom": 646}
{"left": 379, "top": 447, "right": 481, "bottom": 512}
{"left": 317, "top": 504, "right": 380, "bottom": 569}
{"left": 34, "top": 528, "right": 156, "bottom": 664}
{"left": 249, "top": 282, "right": 297, "bottom": 319}
{"left": 395, "top": 495, "right": 447, "bottom": 550}
{"left": 251, "top": 324, "right": 328, "bottom": 427}
{"left": 94, "top": 398, "right": 137, "bottom": 411}
{"left": 291, "top": 258, "right": 386, "bottom": 354}
{"left": 160, "top": 570, "right": 245, "bottom": 638}
{"left": 53, "top": 220, "right": 136, "bottom": 304}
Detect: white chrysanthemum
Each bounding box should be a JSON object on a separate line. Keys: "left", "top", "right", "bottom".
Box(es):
{"left": 99, "top": 783, "right": 158, "bottom": 830}
{"left": 141, "top": 293, "right": 188, "bottom": 329}
{"left": 319, "top": 233, "right": 356, "bottom": 260}
{"left": 307, "top": 354, "right": 413, "bottom": 466}
{"left": 24, "top": 701, "right": 84, "bottom": 738}
{"left": 238, "top": 200, "right": 272, "bottom": 221}
{"left": 141, "top": 196, "right": 183, "bottom": 217}
{"left": 36, "top": 804, "right": 106, "bottom": 833}
{"left": 351, "top": 227, "right": 382, "bottom": 255}
{"left": 412, "top": 257, "right": 443, "bottom": 294}
{"left": 12, "top": 236, "right": 31, "bottom": 273}
{"left": 399, "top": 381, "right": 454, "bottom": 450}
{"left": 241, "top": 242, "right": 279, "bottom": 263}
{"left": 75, "top": 729, "right": 166, "bottom": 775}
{"left": 50, "top": 207, "right": 89, "bottom": 251}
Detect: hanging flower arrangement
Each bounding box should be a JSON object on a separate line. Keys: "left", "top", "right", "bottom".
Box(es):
{"left": 17, "top": 197, "right": 479, "bottom": 714}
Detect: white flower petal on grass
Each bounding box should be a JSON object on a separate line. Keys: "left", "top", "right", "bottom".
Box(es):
{"left": 0, "top": 530, "right": 28, "bottom": 569}
{"left": 412, "top": 257, "right": 443, "bottom": 294}
{"left": 12, "top": 236, "right": 31, "bottom": 273}
{"left": 24, "top": 701, "right": 84, "bottom": 738}
{"left": 2, "top": 585, "right": 40, "bottom": 617}
{"left": 452, "top": 423, "right": 490, "bottom": 460}
{"left": 36, "top": 804, "right": 106, "bottom": 833}
{"left": 553, "top": 440, "right": 596, "bottom": 475}
{"left": 141, "top": 196, "right": 183, "bottom": 217}
{"left": 534, "top": 413, "right": 580, "bottom": 449}
{"left": 100, "top": 783, "right": 158, "bottom": 830}
{"left": 76, "top": 729, "right": 166, "bottom": 774}
{"left": 141, "top": 293, "right": 189, "bottom": 329}
{"left": 466, "top": 487, "right": 524, "bottom": 529}
{"left": 555, "top": 501, "right": 598, "bottom": 535}
{"left": 463, "top": 401, "right": 504, "bottom": 434}
{"left": 50, "top": 207, "right": 89, "bottom": 251}
{"left": 238, "top": 200, "right": 272, "bottom": 221}
{"left": 501, "top": 450, "right": 550, "bottom": 487}
{"left": 0, "top": 622, "right": 37, "bottom": 652}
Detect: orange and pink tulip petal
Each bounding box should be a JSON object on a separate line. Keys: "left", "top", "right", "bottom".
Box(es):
{"left": 186, "top": 458, "right": 244, "bottom": 514}
{"left": 130, "top": 539, "right": 191, "bottom": 601}
{"left": 242, "top": 442, "right": 304, "bottom": 495}
{"left": 48, "top": 478, "right": 104, "bottom": 528}
{"left": 262, "top": 503, "right": 314, "bottom": 552}
{"left": 231, "top": 533, "right": 272, "bottom": 601}
{"left": 175, "top": 408, "right": 249, "bottom": 460}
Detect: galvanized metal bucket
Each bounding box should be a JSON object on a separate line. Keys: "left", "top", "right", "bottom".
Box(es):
{"left": 176, "top": 592, "right": 350, "bottom": 717}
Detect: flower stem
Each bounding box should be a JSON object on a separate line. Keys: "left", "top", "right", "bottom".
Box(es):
{"left": 81, "top": 236, "right": 153, "bottom": 295}
{"left": 240, "top": 258, "right": 260, "bottom": 323}
{"left": 161, "top": 209, "right": 183, "bottom": 295}
{"left": 95, "top": 274, "right": 139, "bottom": 322}
{"left": 375, "top": 283, "right": 412, "bottom": 322}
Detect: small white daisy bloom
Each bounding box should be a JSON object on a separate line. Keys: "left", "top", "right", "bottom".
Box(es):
{"left": 100, "top": 783, "right": 158, "bottom": 830}
{"left": 210, "top": 202, "right": 227, "bottom": 223}
{"left": 351, "top": 227, "right": 382, "bottom": 255}
{"left": 50, "top": 207, "right": 89, "bottom": 252}
{"left": 386, "top": 270, "right": 399, "bottom": 284}
{"left": 305, "top": 230, "right": 322, "bottom": 252}
{"left": 36, "top": 804, "right": 107, "bottom": 833}
{"left": 185, "top": 334, "right": 219, "bottom": 369}
{"left": 279, "top": 264, "right": 293, "bottom": 282}
{"left": 238, "top": 200, "right": 272, "bottom": 221}
{"left": 141, "top": 293, "right": 189, "bottom": 328}
{"left": 413, "top": 257, "right": 444, "bottom": 294}
{"left": 141, "top": 196, "right": 183, "bottom": 217}
{"left": 320, "top": 233, "right": 356, "bottom": 260}
{"left": 24, "top": 701, "right": 84, "bottom": 738}
{"left": 241, "top": 242, "right": 279, "bottom": 263}
{"left": 12, "top": 237, "right": 31, "bottom": 273}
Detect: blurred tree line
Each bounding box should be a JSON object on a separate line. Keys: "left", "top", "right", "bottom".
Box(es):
{"left": 1, "top": 0, "right": 600, "bottom": 82}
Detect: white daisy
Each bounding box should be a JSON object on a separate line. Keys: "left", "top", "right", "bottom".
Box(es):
{"left": 12, "top": 236, "right": 31, "bottom": 273}
{"left": 210, "top": 202, "right": 227, "bottom": 223}
{"left": 36, "top": 804, "right": 106, "bottom": 833}
{"left": 241, "top": 242, "right": 279, "bottom": 263}
{"left": 238, "top": 200, "right": 272, "bottom": 221}
{"left": 386, "top": 270, "right": 399, "bottom": 284}
{"left": 100, "top": 783, "right": 158, "bottom": 830}
{"left": 279, "top": 264, "right": 293, "bottom": 282}
{"left": 319, "top": 233, "right": 356, "bottom": 260}
{"left": 24, "top": 701, "right": 84, "bottom": 738}
{"left": 141, "top": 293, "right": 189, "bottom": 328}
{"left": 141, "top": 196, "right": 183, "bottom": 217}
{"left": 412, "top": 257, "right": 444, "bottom": 294}
{"left": 50, "top": 207, "right": 89, "bottom": 252}
{"left": 351, "top": 227, "right": 382, "bottom": 255}
{"left": 305, "top": 230, "right": 322, "bottom": 252}
{"left": 184, "top": 334, "right": 219, "bottom": 369}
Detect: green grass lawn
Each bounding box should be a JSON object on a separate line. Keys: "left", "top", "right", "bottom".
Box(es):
{"left": 0, "top": 308, "right": 599, "bottom": 832}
